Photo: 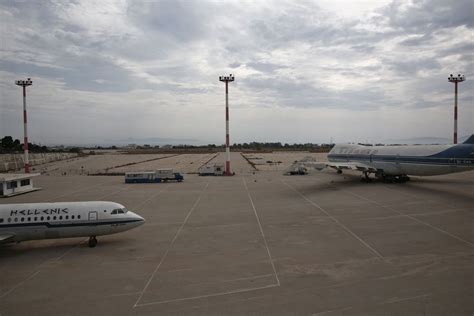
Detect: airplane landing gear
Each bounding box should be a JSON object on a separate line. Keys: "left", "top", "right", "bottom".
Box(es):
{"left": 360, "top": 171, "right": 372, "bottom": 183}
{"left": 88, "top": 236, "right": 97, "bottom": 248}
{"left": 337, "top": 169, "right": 343, "bottom": 174}
{"left": 382, "top": 175, "right": 410, "bottom": 183}
{"left": 399, "top": 175, "right": 410, "bottom": 183}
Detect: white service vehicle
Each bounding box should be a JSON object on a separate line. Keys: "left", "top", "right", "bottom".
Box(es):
{"left": 199, "top": 164, "right": 225, "bottom": 176}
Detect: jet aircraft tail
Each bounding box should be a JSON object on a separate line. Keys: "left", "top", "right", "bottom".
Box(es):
{"left": 463, "top": 135, "right": 474, "bottom": 144}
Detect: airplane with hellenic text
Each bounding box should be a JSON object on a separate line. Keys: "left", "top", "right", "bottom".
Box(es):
{"left": 309, "top": 135, "right": 474, "bottom": 183}
{"left": 0, "top": 201, "right": 145, "bottom": 247}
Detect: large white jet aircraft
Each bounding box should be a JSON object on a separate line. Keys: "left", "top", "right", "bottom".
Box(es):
{"left": 315, "top": 135, "right": 474, "bottom": 182}
{"left": 0, "top": 201, "right": 145, "bottom": 247}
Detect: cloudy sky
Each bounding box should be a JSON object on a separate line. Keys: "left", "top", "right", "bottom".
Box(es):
{"left": 0, "top": 0, "right": 472, "bottom": 145}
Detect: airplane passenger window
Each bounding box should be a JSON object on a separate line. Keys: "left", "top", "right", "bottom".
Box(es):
{"left": 21, "top": 218, "right": 25, "bottom": 222}
{"left": 78, "top": 215, "right": 81, "bottom": 219}
{"left": 53, "top": 216, "right": 56, "bottom": 220}
{"left": 34, "top": 217, "right": 37, "bottom": 221}
{"left": 40, "top": 217, "right": 44, "bottom": 221}
{"left": 28, "top": 217, "right": 31, "bottom": 221}
{"left": 14, "top": 218, "right": 18, "bottom": 222}
{"left": 47, "top": 216, "right": 50, "bottom": 220}
{"left": 59, "top": 216, "right": 63, "bottom": 220}
{"left": 72, "top": 215, "right": 75, "bottom": 219}
{"left": 0, "top": 218, "right": 3, "bottom": 223}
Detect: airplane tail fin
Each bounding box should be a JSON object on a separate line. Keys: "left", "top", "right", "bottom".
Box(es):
{"left": 463, "top": 135, "right": 474, "bottom": 144}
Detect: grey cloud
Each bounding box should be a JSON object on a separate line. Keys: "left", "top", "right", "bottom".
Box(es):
{"left": 1, "top": 0, "right": 473, "bottom": 144}
{"left": 1, "top": 56, "right": 151, "bottom": 93}
{"left": 383, "top": 58, "right": 442, "bottom": 75}
{"left": 246, "top": 62, "right": 286, "bottom": 73}
{"left": 351, "top": 44, "right": 376, "bottom": 54}
{"left": 437, "top": 42, "right": 474, "bottom": 58}
{"left": 383, "top": 0, "right": 473, "bottom": 32}
{"left": 126, "top": 0, "right": 210, "bottom": 43}
{"left": 242, "top": 75, "right": 389, "bottom": 110}
{"left": 398, "top": 34, "right": 434, "bottom": 46}
{"left": 0, "top": 1, "right": 62, "bottom": 28}
{"left": 60, "top": 56, "right": 146, "bottom": 92}
{"left": 0, "top": 61, "right": 63, "bottom": 79}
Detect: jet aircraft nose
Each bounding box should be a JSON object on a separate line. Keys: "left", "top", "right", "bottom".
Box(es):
{"left": 132, "top": 212, "right": 145, "bottom": 225}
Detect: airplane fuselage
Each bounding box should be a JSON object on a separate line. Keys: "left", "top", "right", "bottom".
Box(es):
{"left": 328, "top": 141, "right": 474, "bottom": 176}
{"left": 0, "top": 201, "right": 145, "bottom": 246}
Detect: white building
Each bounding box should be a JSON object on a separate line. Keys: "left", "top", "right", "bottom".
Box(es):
{"left": 0, "top": 173, "right": 40, "bottom": 197}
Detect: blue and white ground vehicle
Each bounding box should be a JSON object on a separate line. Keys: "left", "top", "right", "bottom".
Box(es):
{"left": 125, "top": 169, "right": 184, "bottom": 183}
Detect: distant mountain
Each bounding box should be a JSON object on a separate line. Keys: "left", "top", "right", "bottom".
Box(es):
{"left": 107, "top": 137, "right": 201, "bottom": 146}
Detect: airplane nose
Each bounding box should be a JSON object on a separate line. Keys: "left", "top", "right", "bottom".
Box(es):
{"left": 134, "top": 212, "right": 145, "bottom": 224}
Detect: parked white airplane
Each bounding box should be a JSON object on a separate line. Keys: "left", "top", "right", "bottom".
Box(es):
{"left": 311, "top": 135, "right": 474, "bottom": 182}
{"left": 0, "top": 201, "right": 145, "bottom": 247}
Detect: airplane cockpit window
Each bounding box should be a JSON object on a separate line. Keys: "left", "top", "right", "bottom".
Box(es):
{"left": 111, "top": 209, "right": 126, "bottom": 215}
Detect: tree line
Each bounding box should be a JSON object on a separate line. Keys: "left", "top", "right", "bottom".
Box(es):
{"left": 0, "top": 136, "right": 49, "bottom": 153}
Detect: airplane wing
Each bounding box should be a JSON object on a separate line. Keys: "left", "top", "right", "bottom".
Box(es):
{"left": 0, "top": 234, "right": 16, "bottom": 244}
{"left": 298, "top": 162, "right": 328, "bottom": 170}
{"left": 298, "top": 161, "right": 378, "bottom": 173}
{"left": 327, "top": 162, "right": 378, "bottom": 172}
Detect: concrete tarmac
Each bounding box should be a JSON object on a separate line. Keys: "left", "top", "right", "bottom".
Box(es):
{"left": 0, "top": 167, "right": 473, "bottom": 315}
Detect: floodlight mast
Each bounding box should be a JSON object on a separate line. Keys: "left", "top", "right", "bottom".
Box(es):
{"left": 15, "top": 78, "right": 33, "bottom": 173}
{"left": 219, "top": 74, "right": 235, "bottom": 175}
{"left": 448, "top": 74, "right": 465, "bottom": 144}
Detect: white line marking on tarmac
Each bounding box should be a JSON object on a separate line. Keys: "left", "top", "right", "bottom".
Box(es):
{"left": 0, "top": 270, "right": 41, "bottom": 300}
{"left": 130, "top": 186, "right": 169, "bottom": 211}
{"left": 379, "top": 293, "right": 431, "bottom": 305}
{"left": 345, "top": 190, "right": 474, "bottom": 248}
{"left": 135, "top": 283, "right": 279, "bottom": 307}
{"left": 1, "top": 179, "right": 155, "bottom": 301}
{"left": 171, "top": 294, "right": 272, "bottom": 313}
{"left": 48, "top": 178, "right": 117, "bottom": 202}
{"left": 111, "top": 274, "right": 276, "bottom": 300}
{"left": 0, "top": 239, "right": 86, "bottom": 300}
{"left": 311, "top": 293, "right": 431, "bottom": 315}
{"left": 96, "top": 185, "right": 131, "bottom": 200}
{"left": 218, "top": 273, "right": 274, "bottom": 284}
{"left": 243, "top": 177, "right": 281, "bottom": 286}
{"left": 106, "top": 291, "right": 142, "bottom": 298}
{"left": 282, "top": 180, "right": 384, "bottom": 259}
{"left": 165, "top": 273, "right": 276, "bottom": 289}
{"left": 367, "top": 208, "right": 468, "bottom": 221}
{"left": 312, "top": 305, "right": 354, "bottom": 315}
{"left": 133, "top": 181, "right": 209, "bottom": 307}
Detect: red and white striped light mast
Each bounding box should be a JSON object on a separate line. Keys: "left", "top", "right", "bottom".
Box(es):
{"left": 448, "top": 74, "right": 465, "bottom": 144}
{"left": 15, "top": 78, "right": 33, "bottom": 173}
{"left": 219, "top": 74, "right": 234, "bottom": 175}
